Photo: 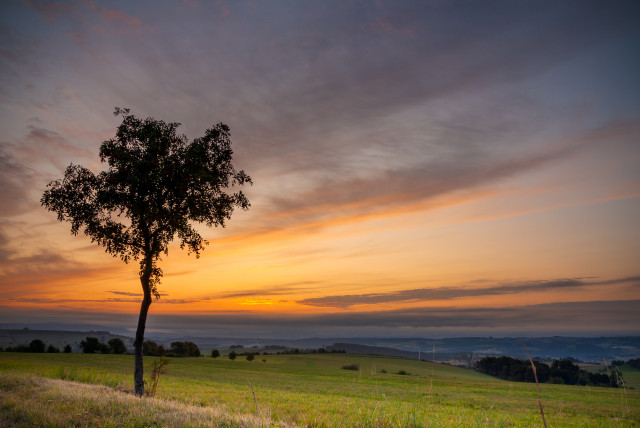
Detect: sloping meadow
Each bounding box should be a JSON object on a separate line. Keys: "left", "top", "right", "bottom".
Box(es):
{"left": 0, "top": 352, "right": 638, "bottom": 426}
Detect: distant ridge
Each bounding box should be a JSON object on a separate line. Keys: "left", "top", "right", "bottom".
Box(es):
{"left": 328, "top": 343, "right": 419, "bottom": 359}
{"left": 2, "top": 327, "right": 638, "bottom": 362}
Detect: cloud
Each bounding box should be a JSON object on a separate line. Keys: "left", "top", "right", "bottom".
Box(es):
{"left": 0, "top": 123, "right": 95, "bottom": 219}
{"left": 25, "top": 0, "right": 151, "bottom": 37}
{"left": 24, "top": 125, "right": 92, "bottom": 157}
{"left": 297, "top": 276, "right": 640, "bottom": 308}
{"left": 22, "top": 0, "right": 75, "bottom": 20}
{"left": 0, "top": 23, "right": 42, "bottom": 85}
{"left": 1, "top": 300, "right": 637, "bottom": 338}
{"left": 224, "top": 0, "right": 638, "bottom": 145}
{"left": 0, "top": 245, "right": 111, "bottom": 292}
{"left": 5, "top": 296, "right": 200, "bottom": 305}
{"left": 7, "top": 297, "right": 140, "bottom": 304}
{"left": 0, "top": 144, "right": 38, "bottom": 217}
{"left": 0, "top": 123, "right": 96, "bottom": 220}
{"left": 107, "top": 291, "right": 142, "bottom": 297}
{"left": 216, "top": 281, "right": 324, "bottom": 299}
{"left": 233, "top": 124, "right": 599, "bottom": 239}
{"left": 3, "top": 289, "right": 196, "bottom": 305}
{"left": 107, "top": 290, "right": 169, "bottom": 297}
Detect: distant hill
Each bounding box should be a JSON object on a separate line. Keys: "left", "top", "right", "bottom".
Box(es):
{"left": 170, "top": 336, "right": 640, "bottom": 363}
{"left": 151, "top": 335, "right": 640, "bottom": 363}
{"left": 2, "top": 328, "right": 638, "bottom": 362}
{"left": 328, "top": 343, "right": 419, "bottom": 359}
{"left": 326, "top": 336, "right": 640, "bottom": 363}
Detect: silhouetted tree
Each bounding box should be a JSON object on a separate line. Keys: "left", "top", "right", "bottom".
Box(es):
{"left": 628, "top": 358, "right": 640, "bottom": 370}
{"left": 143, "top": 340, "right": 162, "bottom": 356}
{"left": 169, "top": 341, "right": 200, "bottom": 357}
{"left": 42, "top": 108, "right": 251, "bottom": 396}
{"left": 63, "top": 344, "right": 72, "bottom": 353}
{"left": 474, "top": 356, "right": 623, "bottom": 387}
{"left": 47, "top": 344, "right": 60, "bottom": 353}
{"left": 108, "top": 338, "right": 127, "bottom": 354}
{"left": 551, "top": 359, "right": 581, "bottom": 385}
{"left": 229, "top": 351, "right": 237, "bottom": 360}
{"left": 475, "top": 356, "right": 550, "bottom": 383}
{"left": 210, "top": 349, "right": 220, "bottom": 358}
{"left": 80, "top": 337, "right": 109, "bottom": 354}
{"left": 28, "top": 339, "right": 46, "bottom": 353}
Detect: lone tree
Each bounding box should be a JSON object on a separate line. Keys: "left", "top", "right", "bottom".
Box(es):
{"left": 28, "top": 339, "right": 46, "bottom": 353}
{"left": 80, "top": 336, "right": 108, "bottom": 354}
{"left": 108, "top": 338, "right": 127, "bottom": 354}
{"left": 41, "top": 108, "right": 251, "bottom": 396}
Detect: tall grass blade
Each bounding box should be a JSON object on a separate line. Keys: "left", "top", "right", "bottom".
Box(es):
{"left": 524, "top": 345, "right": 547, "bottom": 428}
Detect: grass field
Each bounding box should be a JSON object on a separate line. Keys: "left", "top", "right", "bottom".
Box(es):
{"left": 1, "top": 352, "right": 638, "bottom": 427}
{"left": 581, "top": 363, "right": 640, "bottom": 391}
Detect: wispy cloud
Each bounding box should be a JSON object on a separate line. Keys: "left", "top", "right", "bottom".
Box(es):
{"left": 1, "top": 300, "right": 637, "bottom": 338}
{"left": 107, "top": 290, "right": 169, "bottom": 297}
{"left": 216, "top": 281, "right": 324, "bottom": 299}
{"left": 5, "top": 296, "right": 200, "bottom": 305}
{"left": 0, "top": 144, "right": 38, "bottom": 217}
{"left": 107, "top": 291, "right": 142, "bottom": 297}
{"left": 297, "top": 276, "right": 640, "bottom": 308}
{"left": 0, "top": 247, "right": 115, "bottom": 293}
{"left": 25, "top": 0, "right": 151, "bottom": 38}
{"left": 24, "top": 125, "right": 92, "bottom": 157}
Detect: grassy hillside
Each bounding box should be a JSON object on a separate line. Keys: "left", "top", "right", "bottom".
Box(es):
{"left": 1, "top": 352, "right": 638, "bottom": 427}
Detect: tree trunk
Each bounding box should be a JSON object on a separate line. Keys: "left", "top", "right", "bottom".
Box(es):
{"left": 134, "top": 254, "right": 154, "bottom": 397}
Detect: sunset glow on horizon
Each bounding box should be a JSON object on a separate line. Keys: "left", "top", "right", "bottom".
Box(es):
{"left": 1, "top": 0, "right": 639, "bottom": 338}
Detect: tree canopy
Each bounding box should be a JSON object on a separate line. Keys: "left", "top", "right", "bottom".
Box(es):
{"left": 80, "top": 337, "right": 109, "bottom": 354}
{"left": 108, "top": 338, "right": 127, "bottom": 354}
{"left": 42, "top": 107, "right": 251, "bottom": 298}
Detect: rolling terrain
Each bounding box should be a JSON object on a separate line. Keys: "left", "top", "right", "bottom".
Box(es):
{"left": 3, "top": 328, "right": 639, "bottom": 362}
{"left": 1, "top": 351, "right": 638, "bottom": 426}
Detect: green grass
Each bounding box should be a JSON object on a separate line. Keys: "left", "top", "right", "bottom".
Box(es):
{"left": 1, "top": 352, "right": 639, "bottom": 427}
{"left": 619, "top": 365, "right": 640, "bottom": 390}
{"left": 581, "top": 363, "right": 640, "bottom": 390}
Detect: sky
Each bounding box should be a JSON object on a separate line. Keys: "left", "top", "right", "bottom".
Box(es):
{"left": 1, "top": 0, "right": 639, "bottom": 339}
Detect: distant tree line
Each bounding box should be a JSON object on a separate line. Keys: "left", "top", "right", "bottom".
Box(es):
{"left": 213, "top": 346, "right": 346, "bottom": 359}
{"left": 80, "top": 337, "right": 128, "bottom": 354}
{"left": 474, "top": 356, "right": 623, "bottom": 387}
{"left": 142, "top": 340, "right": 201, "bottom": 357}
{"left": 168, "top": 341, "right": 201, "bottom": 357}
{"left": 627, "top": 358, "right": 640, "bottom": 370}
{"left": 2, "top": 339, "right": 72, "bottom": 353}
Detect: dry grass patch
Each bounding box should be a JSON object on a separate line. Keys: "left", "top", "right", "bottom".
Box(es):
{"left": 0, "top": 373, "right": 294, "bottom": 427}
